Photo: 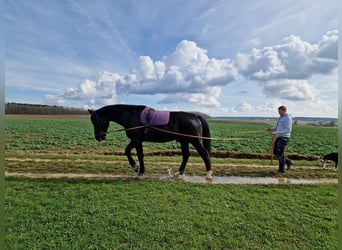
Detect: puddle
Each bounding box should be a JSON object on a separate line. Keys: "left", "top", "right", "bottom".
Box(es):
{"left": 159, "top": 175, "right": 338, "bottom": 185}
{"left": 5, "top": 172, "right": 338, "bottom": 185}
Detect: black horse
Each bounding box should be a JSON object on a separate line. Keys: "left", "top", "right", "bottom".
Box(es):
{"left": 88, "top": 104, "right": 212, "bottom": 179}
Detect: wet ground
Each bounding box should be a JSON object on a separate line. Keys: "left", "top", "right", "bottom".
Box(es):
{"left": 5, "top": 172, "right": 338, "bottom": 185}
{"left": 162, "top": 175, "right": 338, "bottom": 185}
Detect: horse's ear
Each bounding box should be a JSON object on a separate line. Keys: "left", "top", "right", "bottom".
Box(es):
{"left": 88, "top": 109, "right": 94, "bottom": 114}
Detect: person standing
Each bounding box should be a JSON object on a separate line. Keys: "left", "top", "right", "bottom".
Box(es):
{"left": 268, "top": 106, "right": 293, "bottom": 174}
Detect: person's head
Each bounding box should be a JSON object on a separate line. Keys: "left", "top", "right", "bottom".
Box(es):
{"left": 278, "top": 106, "right": 287, "bottom": 116}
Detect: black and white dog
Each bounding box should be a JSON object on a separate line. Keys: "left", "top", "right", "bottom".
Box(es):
{"left": 320, "top": 152, "right": 338, "bottom": 170}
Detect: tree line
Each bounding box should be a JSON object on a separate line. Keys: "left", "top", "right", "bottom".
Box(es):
{"left": 5, "top": 103, "right": 88, "bottom": 115}
{"left": 6, "top": 102, "right": 212, "bottom": 118}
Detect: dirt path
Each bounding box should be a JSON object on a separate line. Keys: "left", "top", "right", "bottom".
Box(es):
{"left": 6, "top": 155, "right": 337, "bottom": 184}
{"left": 6, "top": 157, "right": 322, "bottom": 169}
{"left": 5, "top": 171, "right": 338, "bottom": 185}
{"left": 5, "top": 171, "right": 130, "bottom": 179}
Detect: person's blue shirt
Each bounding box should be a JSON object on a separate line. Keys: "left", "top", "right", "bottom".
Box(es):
{"left": 271, "top": 113, "right": 292, "bottom": 138}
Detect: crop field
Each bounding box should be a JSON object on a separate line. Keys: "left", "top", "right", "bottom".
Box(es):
{"left": 5, "top": 116, "right": 337, "bottom": 154}
{"left": 4, "top": 116, "right": 338, "bottom": 249}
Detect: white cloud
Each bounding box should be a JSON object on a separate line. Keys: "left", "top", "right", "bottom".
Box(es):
{"left": 231, "top": 100, "right": 283, "bottom": 116}
{"left": 236, "top": 30, "right": 337, "bottom": 81}
{"left": 56, "top": 40, "right": 237, "bottom": 107}
{"left": 233, "top": 101, "right": 254, "bottom": 113}
{"left": 317, "top": 29, "right": 338, "bottom": 59}
{"left": 231, "top": 98, "right": 337, "bottom": 118}
{"left": 260, "top": 79, "right": 315, "bottom": 101}
{"left": 120, "top": 40, "right": 237, "bottom": 96}
{"left": 234, "top": 30, "right": 337, "bottom": 102}
{"left": 134, "top": 56, "right": 159, "bottom": 82}
{"left": 159, "top": 86, "right": 221, "bottom": 107}
{"left": 247, "top": 38, "right": 261, "bottom": 48}
{"left": 60, "top": 71, "right": 120, "bottom": 106}
{"left": 44, "top": 94, "right": 65, "bottom": 105}
{"left": 49, "top": 30, "right": 337, "bottom": 110}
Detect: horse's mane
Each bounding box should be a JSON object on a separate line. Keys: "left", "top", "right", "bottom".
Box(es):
{"left": 98, "top": 104, "right": 146, "bottom": 113}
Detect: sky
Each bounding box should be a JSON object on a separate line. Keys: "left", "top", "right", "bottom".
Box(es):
{"left": 5, "top": 0, "right": 338, "bottom": 117}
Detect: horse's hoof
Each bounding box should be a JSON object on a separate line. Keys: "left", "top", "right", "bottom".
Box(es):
{"left": 131, "top": 164, "right": 139, "bottom": 172}
{"left": 173, "top": 171, "right": 185, "bottom": 179}
{"left": 167, "top": 169, "right": 173, "bottom": 177}
{"left": 136, "top": 172, "right": 144, "bottom": 179}
{"left": 206, "top": 170, "right": 213, "bottom": 180}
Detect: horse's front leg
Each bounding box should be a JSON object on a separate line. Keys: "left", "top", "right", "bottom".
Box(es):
{"left": 125, "top": 141, "right": 138, "bottom": 172}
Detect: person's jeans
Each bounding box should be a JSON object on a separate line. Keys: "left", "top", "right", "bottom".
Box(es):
{"left": 273, "top": 137, "right": 291, "bottom": 172}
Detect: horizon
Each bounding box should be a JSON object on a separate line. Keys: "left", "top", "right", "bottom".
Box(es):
{"left": 5, "top": 1, "right": 338, "bottom": 117}
{"left": 5, "top": 102, "right": 338, "bottom": 119}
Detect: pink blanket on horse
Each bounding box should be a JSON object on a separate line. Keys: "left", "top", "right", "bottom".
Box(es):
{"left": 140, "top": 107, "right": 170, "bottom": 126}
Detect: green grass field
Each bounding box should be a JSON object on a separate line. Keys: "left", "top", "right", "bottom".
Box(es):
{"left": 5, "top": 116, "right": 338, "bottom": 155}
{"left": 5, "top": 178, "right": 338, "bottom": 249}
{"left": 4, "top": 116, "right": 338, "bottom": 249}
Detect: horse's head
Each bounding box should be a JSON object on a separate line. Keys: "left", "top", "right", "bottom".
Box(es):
{"left": 88, "top": 109, "right": 109, "bottom": 141}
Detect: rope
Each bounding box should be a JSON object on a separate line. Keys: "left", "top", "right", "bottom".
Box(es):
{"left": 103, "top": 124, "right": 274, "bottom": 164}
{"left": 270, "top": 135, "right": 276, "bottom": 164}
{"left": 233, "top": 129, "right": 268, "bottom": 134}
{"left": 149, "top": 126, "right": 268, "bottom": 141}
{"left": 105, "top": 125, "right": 269, "bottom": 141}
{"left": 105, "top": 125, "right": 147, "bottom": 134}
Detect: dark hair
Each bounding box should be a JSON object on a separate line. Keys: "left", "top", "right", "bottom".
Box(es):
{"left": 278, "top": 105, "right": 287, "bottom": 111}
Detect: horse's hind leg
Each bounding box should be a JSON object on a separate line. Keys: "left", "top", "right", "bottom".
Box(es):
{"left": 125, "top": 141, "right": 138, "bottom": 172}
{"left": 192, "top": 140, "right": 212, "bottom": 180}
{"left": 135, "top": 142, "right": 145, "bottom": 176}
{"left": 174, "top": 141, "right": 190, "bottom": 177}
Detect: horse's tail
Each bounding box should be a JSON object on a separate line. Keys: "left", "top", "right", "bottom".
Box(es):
{"left": 198, "top": 115, "right": 211, "bottom": 155}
